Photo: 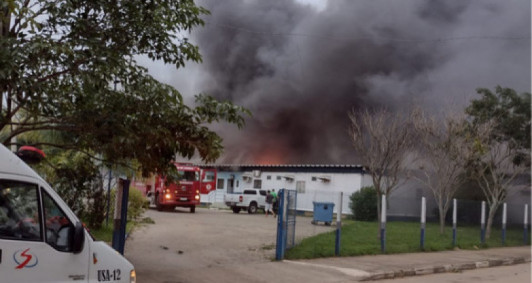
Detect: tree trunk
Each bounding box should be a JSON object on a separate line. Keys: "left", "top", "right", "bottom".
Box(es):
{"left": 485, "top": 203, "right": 498, "bottom": 239}
{"left": 439, "top": 206, "right": 446, "bottom": 235}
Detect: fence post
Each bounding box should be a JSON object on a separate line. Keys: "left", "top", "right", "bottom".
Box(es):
{"left": 275, "top": 189, "right": 285, "bottom": 261}
{"left": 480, "top": 201, "right": 486, "bottom": 244}
{"left": 335, "top": 192, "right": 343, "bottom": 256}
{"left": 452, "top": 198, "right": 457, "bottom": 246}
{"left": 381, "top": 195, "right": 386, "bottom": 253}
{"left": 524, "top": 204, "right": 529, "bottom": 245}
{"left": 502, "top": 203, "right": 507, "bottom": 245}
{"left": 106, "top": 169, "right": 112, "bottom": 226}
{"left": 112, "top": 178, "right": 130, "bottom": 255}
{"left": 420, "top": 197, "right": 426, "bottom": 250}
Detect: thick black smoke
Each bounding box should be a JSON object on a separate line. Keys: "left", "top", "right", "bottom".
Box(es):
{"left": 174, "top": 0, "right": 531, "bottom": 164}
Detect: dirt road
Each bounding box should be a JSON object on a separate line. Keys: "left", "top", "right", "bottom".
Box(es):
{"left": 124, "top": 207, "right": 334, "bottom": 283}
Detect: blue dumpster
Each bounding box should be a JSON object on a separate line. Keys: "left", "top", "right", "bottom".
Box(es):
{"left": 312, "top": 202, "right": 335, "bottom": 225}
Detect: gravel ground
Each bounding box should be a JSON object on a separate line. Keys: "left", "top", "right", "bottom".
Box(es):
{"left": 124, "top": 207, "right": 335, "bottom": 283}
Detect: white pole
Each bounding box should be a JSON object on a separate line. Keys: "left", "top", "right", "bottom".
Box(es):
{"left": 502, "top": 203, "right": 507, "bottom": 226}
{"left": 337, "top": 192, "right": 343, "bottom": 223}
{"left": 502, "top": 202, "right": 507, "bottom": 245}
{"left": 452, "top": 199, "right": 457, "bottom": 226}
{"left": 381, "top": 195, "right": 387, "bottom": 224}
{"left": 481, "top": 201, "right": 486, "bottom": 243}
{"left": 524, "top": 204, "right": 529, "bottom": 244}
{"left": 452, "top": 198, "right": 457, "bottom": 246}
{"left": 335, "top": 192, "right": 343, "bottom": 256}
{"left": 381, "top": 194, "right": 386, "bottom": 253}
{"left": 525, "top": 204, "right": 529, "bottom": 226}
{"left": 421, "top": 197, "right": 426, "bottom": 224}
{"left": 420, "top": 197, "right": 426, "bottom": 249}
{"left": 481, "top": 201, "right": 486, "bottom": 225}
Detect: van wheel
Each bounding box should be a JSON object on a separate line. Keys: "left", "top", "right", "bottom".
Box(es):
{"left": 190, "top": 206, "right": 195, "bottom": 213}
{"left": 155, "top": 193, "right": 163, "bottom": 211}
{"left": 248, "top": 203, "right": 258, "bottom": 214}
{"left": 232, "top": 207, "right": 241, "bottom": 213}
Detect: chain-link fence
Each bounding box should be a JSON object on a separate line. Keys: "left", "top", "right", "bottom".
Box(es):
{"left": 277, "top": 189, "right": 531, "bottom": 260}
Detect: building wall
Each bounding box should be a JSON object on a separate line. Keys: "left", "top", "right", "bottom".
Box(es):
{"left": 215, "top": 169, "right": 368, "bottom": 214}
{"left": 211, "top": 166, "right": 530, "bottom": 225}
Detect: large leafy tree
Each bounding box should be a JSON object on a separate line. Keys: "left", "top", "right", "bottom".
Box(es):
{"left": 0, "top": 0, "right": 249, "bottom": 176}
{"left": 465, "top": 86, "right": 531, "bottom": 165}
{"left": 465, "top": 86, "right": 531, "bottom": 239}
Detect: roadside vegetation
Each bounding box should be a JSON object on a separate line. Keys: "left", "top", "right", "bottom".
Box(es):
{"left": 285, "top": 220, "right": 530, "bottom": 259}
{"left": 84, "top": 188, "right": 152, "bottom": 243}
{"left": 88, "top": 216, "right": 155, "bottom": 243}
{"left": 349, "top": 86, "right": 530, "bottom": 239}
{"left": 1, "top": 0, "right": 249, "bottom": 236}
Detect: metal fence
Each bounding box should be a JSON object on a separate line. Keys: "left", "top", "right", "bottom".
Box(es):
{"left": 276, "top": 189, "right": 530, "bottom": 259}
{"left": 275, "top": 189, "right": 297, "bottom": 260}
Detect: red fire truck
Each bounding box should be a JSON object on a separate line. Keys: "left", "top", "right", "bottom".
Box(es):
{"left": 153, "top": 163, "right": 216, "bottom": 213}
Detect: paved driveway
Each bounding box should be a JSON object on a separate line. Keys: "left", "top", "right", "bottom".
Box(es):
{"left": 124, "top": 207, "right": 335, "bottom": 283}
{"left": 124, "top": 208, "right": 531, "bottom": 283}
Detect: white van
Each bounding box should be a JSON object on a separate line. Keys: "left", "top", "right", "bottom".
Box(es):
{"left": 0, "top": 144, "right": 136, "bottom": 282}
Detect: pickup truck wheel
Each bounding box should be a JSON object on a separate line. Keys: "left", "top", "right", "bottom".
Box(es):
{"left": 248, "top": 202, "right": 258, "bottom": 214}
{"left": 232, "top": 207, "right": 241, "bottom": 214}
{"left": 190, "top": 206, "right": 196, "bottom": 213}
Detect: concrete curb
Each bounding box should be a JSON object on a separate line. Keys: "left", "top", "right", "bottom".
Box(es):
{"left": 359, "top": 256, "right": 531, "bottom": 281}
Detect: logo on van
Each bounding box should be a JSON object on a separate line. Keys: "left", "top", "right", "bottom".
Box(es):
{"left": 13, "top": 248, "right": 38, "bottom": 269}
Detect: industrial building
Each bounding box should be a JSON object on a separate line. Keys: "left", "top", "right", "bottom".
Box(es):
{"left": 200, "top": 164, "right": 530, "bottom": 225}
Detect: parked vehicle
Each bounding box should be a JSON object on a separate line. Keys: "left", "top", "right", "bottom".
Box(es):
{"left": 224, "top": 189, "right": 268, "bottom": 214}
{"left": 152, "top": 163, "right": 217, "bottom": 213}
{"left": 0, "top": 144, "right": 136, "bottom": 282}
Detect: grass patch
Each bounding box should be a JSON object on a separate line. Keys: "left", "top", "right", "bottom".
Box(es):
{"left": 88, "top": 221, "right": 137, "bottom": 243}
{"left": 285, "top": 221, "right": 530, "bottom": 259}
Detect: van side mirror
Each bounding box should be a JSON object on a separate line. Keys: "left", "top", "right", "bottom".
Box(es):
{"left": 71, "top": 222, "right": 85, "bottom": 254}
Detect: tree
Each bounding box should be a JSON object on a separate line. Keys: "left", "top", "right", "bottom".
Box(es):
{"left": 0, "top": 1, "right": 250, "bottom": 176}
{"left": 468, "top": 119, "right": 529, "bottom": 239}
{"left": 348, "top": 108, "right": 416, "bottom": 228}
{"left": 413, "top": 111, "right": 471, "bottom": 234}
{"left": 349, "top": 186, "right": 377, "bottom": 221}
{"left": 466, "top": 86, "right": 531, "bottom": 165}
{"left": 465, "top": 86, "right": 531, "bottom": 239}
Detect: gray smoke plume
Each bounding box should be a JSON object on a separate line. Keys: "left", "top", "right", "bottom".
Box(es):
{"left": 154, "top": 0, "right": 531, "bottom": 164}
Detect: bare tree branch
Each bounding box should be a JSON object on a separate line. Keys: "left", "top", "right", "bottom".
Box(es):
{"left": 349, "top": 108, "right": 417, "bottom": 228}
{"left": 469, "top": 119, "right": 529, "bottom": 238}
{"left": 412, "top": 110, "right": 471, "bottom": 234}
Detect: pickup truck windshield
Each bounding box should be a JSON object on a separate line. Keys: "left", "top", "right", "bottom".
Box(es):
{"left": 177, "top": 170, "right": 199, "bottom": 181}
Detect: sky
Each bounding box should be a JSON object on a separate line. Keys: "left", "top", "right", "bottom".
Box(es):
{"left": 139, "top": 0, "right": 531, "bottom": 165}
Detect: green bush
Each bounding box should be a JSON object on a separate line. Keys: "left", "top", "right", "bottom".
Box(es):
{"left": 349, "top": 186, "right": 377, "bottom": 221}
{"left": 109, "top": 187, "right": 147, "bottom": 221}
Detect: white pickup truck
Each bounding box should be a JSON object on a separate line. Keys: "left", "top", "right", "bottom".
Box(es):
{"left": 224, "top": 189, "right": 267, "bottom": 214}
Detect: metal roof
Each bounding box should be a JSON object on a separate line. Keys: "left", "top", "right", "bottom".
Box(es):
{"left": 198, "top": 164, "right": 366, "bottom": 174}
{"left": 200, "top": 164, "right": 364, "bottom": 168}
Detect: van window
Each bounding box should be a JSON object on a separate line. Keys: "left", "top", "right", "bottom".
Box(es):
{"left": 0, "top": 181, "right": 41, "bottom": 241}
{"left": 42, "top": 191, "right": 73, "bottom": 252}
